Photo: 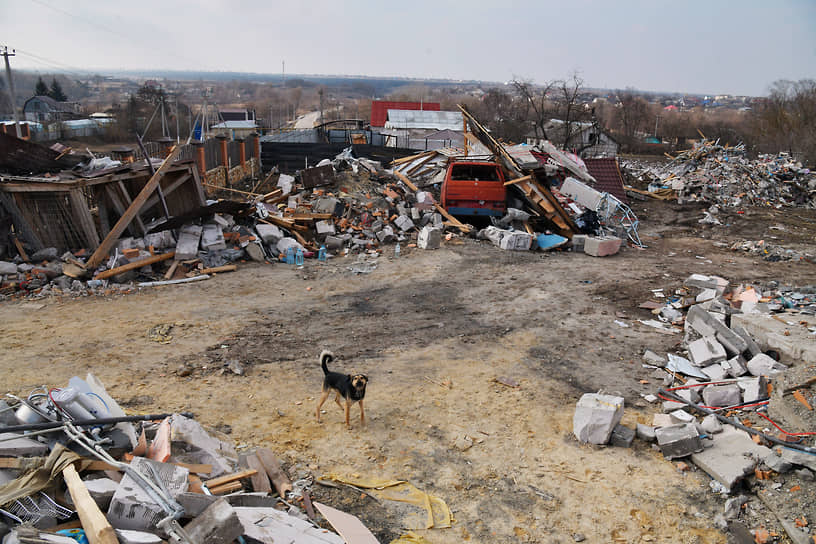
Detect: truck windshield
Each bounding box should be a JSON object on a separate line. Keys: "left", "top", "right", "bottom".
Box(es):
{"left": 450, "top": 164, "right": 500, "bottom": 181}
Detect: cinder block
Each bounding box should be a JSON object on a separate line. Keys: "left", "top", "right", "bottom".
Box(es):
{"left": 0, "top": 433, "right": 49, "bottom": 456}
{"left": 691, "top": 427, "right": 770, "bottom": 490}
{"left": 417, "top": 226, "right": 441, "bottom": 250}
{"left": 684, "top": 274, "right": 729, "bottom": 294}
{"left": 107, "top": 457, "right": 189, "bottom": 531}
{"left": 573, "top": 393, "right": 624, "bottom": 445}
{"left": 655, "top": 423, "right": 704, "bottom": 459}
{"left": 183, "top": 498, "right": 243, "bottom": 544}
{"left": 394, "top": 215, "right": 415, "bottom": 232}
{"left": 636, "top": 424, "right": 657, "bottom": 442}
{"left": 609, "top": 424, "right": 635, "bottom": 447}
{"left": 571, "top": 234, "right": 587, "bottom": 252}
{"left": 722, "top": 356, "right": 748, "bottom": 378}
{"left": 115, "top": 529, "right": 163, "bottom": 544}
{"left": 732, "top": 313, "right": 816, "bottom": 364}
{"left": 688, "top": 336, "right": 727, "bottom": 367}
{"left": 201, "top": 224, "right": 227, "bottom": 252}
{"left": 701, "top": 363, "right": 728, "bottom": 381}
{"left": 324, "top": 235, "right": 344, "bottom": 250}
{"left": 376, "top": 226, "right": 395, "bottom": 243}
{"left": 583, "top": 236, "right": 621, "bottom": 257}
{"left": 737, "top": 376, "right": 768, "bottom": 403}
{"left": 746, "top": 353, "right": 788, "bottom": 377}
{"left": 700, "top": 414, "right": 723, "bottom": 434}
{"left": 686, "top": 305, "right": 747, "bottom": 356}
{"left": 255, "top": 223, "right": 284, "bottom": 245}
{"left": 499, "top": 232, "right": 532, "bottom": 251}
{"left": 175, "top": 224, "right": 202, "bottom": 261}
{"left": 702, "top": 384, "right": 742, "bottom": 407}
{"left": 315, "top": 220, "right": 336, "bottom": 235}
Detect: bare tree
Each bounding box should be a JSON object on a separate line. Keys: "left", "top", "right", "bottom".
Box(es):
{"left": 615, "top": 88, "right": 650, "bottom": 145}
{"left": 511, "top": 77, "right": 557, "bottom": 143}
{"left": 753, "top": 79, "right": 816, "bottom": 163}
{"left": 511, "top": 73, "right": 587, "bottom": 150}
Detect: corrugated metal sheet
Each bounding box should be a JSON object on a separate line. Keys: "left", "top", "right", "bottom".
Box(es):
{"left": 583, "top": 158, "right": 629, "bottom": 204}
{"left": 385, "top": 110, "right": 463, "bottom": 131}
{"left": 370, "top": 100, "right": 440, "bottom": 127}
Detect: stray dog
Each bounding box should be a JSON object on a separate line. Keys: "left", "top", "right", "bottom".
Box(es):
{"left": 315, "top": 350, "right": 368, "bottom": 429}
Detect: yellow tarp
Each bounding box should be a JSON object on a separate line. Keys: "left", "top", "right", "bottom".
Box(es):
{"left": 323, "top": 473, "right": 452, "bottom": 530}
{"left": 390, "top": 531, "right": 432, "bottom": 544}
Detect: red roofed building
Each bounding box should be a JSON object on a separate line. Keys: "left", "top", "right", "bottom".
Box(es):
{"left": 370, "top": 100, "right": 440, "bottom": 127}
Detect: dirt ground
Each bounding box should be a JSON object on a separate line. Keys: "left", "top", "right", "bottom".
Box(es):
{"left": 1, "top": 198, "right": 815, "bottom": 543}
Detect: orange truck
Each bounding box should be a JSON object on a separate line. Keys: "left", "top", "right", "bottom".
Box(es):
{"left": 441, "top": 161, "right": 507, "bottom": 217}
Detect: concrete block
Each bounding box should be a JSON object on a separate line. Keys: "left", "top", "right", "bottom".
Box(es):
{"left": 69, "top": 477, "right": 118, "bottom": 511}
{"left": 499, "top": 231, "right": 533, "bottom": 251}
{"left": 394, "top": 215, "right": 415, "bottom": 232}
{"left": 662, "top": 400, "right": 686, "bottom": 413}
{"left": 211, "top": 214, "right": 233, "bottom": 229}
{"left": 609, "top": 424, "right": 635, "bottom": 447}
{"left": 702, "top": 384, "right": 742, "bottom": 407}
{"left": 700, "top": 414, "right": 723, "bottom": 434}
{"left": 31, "top": 247, "right": 59, "bottom": 261}
{"left": 201, "top": 224, "right": 227, "bottom": 252}
{"left": 701, "top": 363, "right": 729, "bottom": 381}
{"left": 244, "top": 242, "right": 265, "bottom": 262}
{"left": 746, "top": 353, "right": 788, "bottom": 377}
{"left": 690, "top": 427, "right": 770, "bottom": 490}
{"left": 0, "top": 433, "right": 49, "bottom": 456}
{"left": 324, "top": 235, "right": 344, "bottom": 250}
{"left": 688, "top": 336, "right": 727, "bottom": 367}
{"left": 779, "top": 448, "right": 816, "bottom": 472}
{"left": 417, "top": 226, "right": 441, "bottom": 250}
{"left": 315, "top": 220, "right": 336, "bottom": 235}
{"left": 722, "top": 356, "right": 748, "bottom": 378}
{"left": 737, "top": 376, "right": 767, "bottom": 403}
{"left": 642, "top": 349, "right": 666, "bottom": 367}
{"left": 572, "top": 393, "right": 624, "bottom": 445}
{"left": 432, "top": 213, "right": 444, "bottom": 228}
{"left": 762, "top": 452, "right": 793, "bottom": 473}
{"left": 571, "top": 234, "right": 587, "bottom": 252}
{"left": 685, "top": 274, "right": 729, "bottom": 294}
{"left": 277, "top": 173, "right": 294, "bottom": 194}
{"left": 731, "top": 325, "right": 762, "bottom": 358}
{"left": 182, "top": 498, "right": 243, "bottom": 544}
{"left": 696, "top": 288, "right": 717, "bottom": 302}
{"left": 686, "top": 305, "right": 747, "bottom": 356}
{"left": 108, "top": 457, "right": 189, "bottom": 531}
{"left": 276, "top": 237, "right": 305, "bottom": 256}
{"left": 669, "top": 409, "right": 696, "bottom": 424}
{"left": 675, "top": 386, "right": 701, "bottom": 405}
{"left": 115, "top": 529, "right": 163, "bottom": 544}
{"left": 143, "top": 230, "right": 175, "bottom": 250}
{"left": 235, "top": 507, "right": 345, "bottom": 544}
{"left": 312, "top": 197, "right": 341, "bottom": 214}
{"left": 255, "top": 223, "right": 284, "bottom": 245}
{"left": 410, "top": 207, "right": 421, "bottom": 220}
{"left": 636, "top": 424, "right": 657, "bottom": 442}
{"left": 583, "top": 236, "right": 621, "bottom": 257}
{"left": 732, "top": 313, "right": 816, "bottom": 364}
{"left": 376, "top": 226, "right": 395, "bottom": 243}
{"left": 177, "top": 492, "right": 218, "bottom": 518}
{"left": 175, "top": 224, "right": 202, "bottom": 261}
{"left": 655, "top": 424, "right": 704, "bottom": 459}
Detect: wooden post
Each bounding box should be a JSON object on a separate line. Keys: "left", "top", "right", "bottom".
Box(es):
{"left": 67, "top": 189, "right": 100, "bottom": 248}
{"left": 86, "top": 145, "right": 181, "bottom": 269}
{"left": 62, "top": 463, "right": 118, "bottom": 544}
{"left": 94, "top": 251, "right": 175, "bottom": 280}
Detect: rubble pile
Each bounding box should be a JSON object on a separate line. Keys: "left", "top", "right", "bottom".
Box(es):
{"left": 0, "top": 375, "right": 410, "bottom": 543}
{"left": 622, "top": 141, "right": 816, "bottom": 208}
{"left": 728, "top": 239, "right": 816, "bottom": 263}
{"left": 574, "top": 273, "right": 816, "bottom": 542}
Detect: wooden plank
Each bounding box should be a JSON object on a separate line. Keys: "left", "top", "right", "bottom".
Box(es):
{"left": 163, "top": 261, "right": 179, "bottom": 280}
{"left": 208, "top": 481, "right": 242, "bottom": 495}
{"left": 202, "top": 183, "right": 258, "bottom": 197}
{"left": 240, "top": 453, "right": 272, "bottom": 493}
{"left": 287, "top": 212, "right": 333, "bottom": 221}
{"left": 258, "top": 216, "right": 307, "bottom": 232}
{"left": 68, "top": 189, "right": 101, "bottom": 249}
{"left": 104, "top": 186, "right": 143, "bottom": 237}
{"left": 116, "top": 182, "right": 147, "bottom": 236}
{"left": 63, "top": 463, "right": 119, "bottom": 544}
{"left": 390, "top": 150, "right": 434, "bottom": 166}
{"left": 405, "top": 153, "right": 437, "bottom": 176}
{"left": 393, "top": 170, "right": 470, "bottom": 233}
{"left": 87, "top": 145, "right": 182, "bottom": 269}
{"left": 503, "top": 175, "right": 532, "bottom": 186}
{"left": 94, "top": 251, "right": 175, "bottom": 280}
{"left": 142, "top": 173, "right": 191, "bottom": 213}
{"left": 199, "top": 264, "right": 237, "bottom": 274}
{"left": 255, "top": 448, "right": 293, "bottom": 497}
{"left": 204, "top": 469, "right": 257, "bottom": 489}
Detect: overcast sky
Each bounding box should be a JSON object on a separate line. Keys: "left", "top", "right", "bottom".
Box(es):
{"left": 2, "top": 0, "right": 814, "bottom": 96}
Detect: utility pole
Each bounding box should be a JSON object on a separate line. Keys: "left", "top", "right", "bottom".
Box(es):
{"left": 1, "top": 46, "right": 22, "bottom": 138}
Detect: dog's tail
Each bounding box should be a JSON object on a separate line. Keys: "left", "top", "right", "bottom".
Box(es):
{"left": 320, "top": 350, "right": 335, "bottom": 375}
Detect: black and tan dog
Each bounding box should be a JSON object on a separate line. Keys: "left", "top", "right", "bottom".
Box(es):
{"left": 315, "top": 350, "right": 368, "bottom": 429}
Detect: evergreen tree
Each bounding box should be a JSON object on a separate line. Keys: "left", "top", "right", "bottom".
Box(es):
{"left": 48, "top": 78, "right": 67, "bottom": 102}
{"left": 35, "top": 77, "right": 48, "bottom": 96}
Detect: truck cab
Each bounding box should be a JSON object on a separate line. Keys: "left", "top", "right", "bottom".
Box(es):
{"left": 441, "top": 161, "right": 507, "bottom": 217}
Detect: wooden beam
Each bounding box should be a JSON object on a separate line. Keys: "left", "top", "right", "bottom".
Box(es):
{"left": 393, "top": 170, "right": 470, "bottom": 233}
{"left": 68, "top": 189, "right": 101, "bottom": 249}
{"left": 104, "top": 186, "right": 143, "bottom": 237}
{"left": 240, "top": 453, "right": 272, "bottom": 493}
{"left": 142, "top": 173, "right": 191, "bottom": 212}
{"left": 258, "top": 216, "right": 307, "bottom": 232}
{"left": 503, "top": 175, "right": 532, "bottom": 186}
{"left": 208, "top": 481, "right": 242, "bottom": 495}
{"left": 86, "top": 146, "right": 182, "bottom": 269}
{"left": 287, "top": 212, "right": 333, "bottom": 221}
{"left": 390, "top": 150, "right": 434, "bottom": 166}
{"left": 116, "top": 182, "right": 148, "bottom": 236}
{"left": 62, "top": 463, "right": 119, "bottom": 544}
{"left": 94, "top": 251, "right": 175, "bottom": 280}
{"left": 201, "top": 183, "right": 258, "bottom": 197}
{"left": 255, "top": 448, "right": 293, "bottom": 498}
{"left": 199, "top": 264, "right": 236, "bottom": 274}
{"left": 204, "top": 469, "right": 257, "bottom": 489}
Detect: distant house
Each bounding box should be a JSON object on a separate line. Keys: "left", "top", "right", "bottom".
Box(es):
{"left": 210, "top": 120, "right": 258, "bottom": 140}
{"left": 23, "top": 96, "right": 81, "bottom": 123}
{"left": 527, "top": 119, "right": 619, "bottom": 158}
{"left": 370, "top": 100, "right": 440, "bottom": 128}
{"left": 219, "top": 107, "right": 256, "bottom": 122}
{"left": 380, "top": 110, "right": 464, "bottom": 150}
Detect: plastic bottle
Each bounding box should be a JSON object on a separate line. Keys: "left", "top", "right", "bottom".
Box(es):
{"left": 295, "top": 248, "right": 304, "bottom": 266}
{"left": 285, "top": 247, "right": 295, "bottom": 264}
{"left": 394, "top": 243, "right": 401, "bottom": 258}
{"left": 318, "top": 245, "right": 327, "bottom": 262}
